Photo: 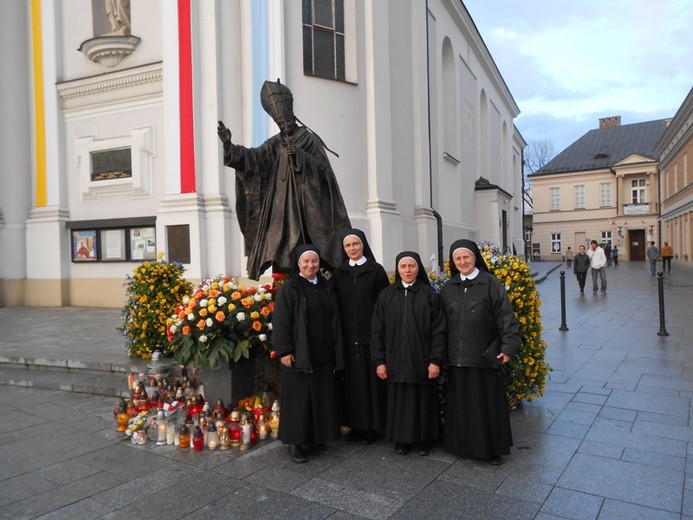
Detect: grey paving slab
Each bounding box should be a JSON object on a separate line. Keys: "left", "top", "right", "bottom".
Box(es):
{"left": 34, "top": 499, "right": 117, "bottom": 520}
{"left": 185, "top": 484, "right": 336, "bottom": 520}
{"left": 540, "top": 486, "right": 604, "bottom": 520}
{"left": 597, "top": 498, "right": 681, "bottom": 520}
{"left": 389, "top": 480, "right": 540, "bottom": 519}
{"left": 120, "top": 471, "right": 243, "bottom": 520}
{"left": 557, "top": 452, "right": 683, "bottom": 513}
{"left": 318, "top": 446, "right": 449, "bottom": 500}
{"left": 292, "top": 477, "right": 404, "bottom": 520}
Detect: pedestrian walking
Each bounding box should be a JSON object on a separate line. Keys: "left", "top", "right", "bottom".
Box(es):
{"left": 646, "top": 241, "right": 660, "bottom": 276}
{"left": 564, "top": 247, "right": 574, "bottom": 268}
{"left": 587, "top": 240, "right": 607, "bottom": 295}
{"left": 612, "top": 245, "right": 619, "bottom": 267}
{"left": 661, "top": 242, "right": 674, "bottom": 273}
{"left": 604, "top": 244, "right": 612, "bottom": 267}
{"left": 573, "top": 245, "right": 590, "bottom": 295}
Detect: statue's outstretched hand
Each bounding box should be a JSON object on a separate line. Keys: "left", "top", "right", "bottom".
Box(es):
{"left": 217, "top": 120, "right": 231, "bottom": 143}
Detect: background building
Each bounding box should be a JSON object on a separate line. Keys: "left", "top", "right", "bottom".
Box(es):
{"left": 655, "top": 88, "right": 693, "bottom": 267}
{"left": 0, "top": 0, "right": 524, "bottom": 307}
{"left": 529, "top": 117, "right": 667, "bottom": 261}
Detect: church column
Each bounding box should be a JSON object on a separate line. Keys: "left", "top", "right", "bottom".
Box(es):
{"left": 363, "top": 0, "right": 402, "bottom": 269}
{"left": 411, "top": 1, "right": 438, "bottom": 264}
{"left": 0, "top": 1, "right": 32, "bottom": 305}
{"left": 25, "top": 0, "right": 71, "bottom": 306}
{"left": 157, "top": 0, "right": 207, "bottom": 280}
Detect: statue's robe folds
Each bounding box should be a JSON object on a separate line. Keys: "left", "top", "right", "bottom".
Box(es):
{"left": 224, "top": 126, "right": 351, "bottom": 280}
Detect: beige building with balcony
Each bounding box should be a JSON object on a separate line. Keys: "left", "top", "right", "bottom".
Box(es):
{"left": 529, "top": 117, "right": 667, "bottom": 262}
{"left": 655, "top": 88, "right": 693, "bottom": 267}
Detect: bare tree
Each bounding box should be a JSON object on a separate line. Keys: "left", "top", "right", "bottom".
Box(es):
{"left": 523, "top": 139, "right": 557, "bottom": 179}
{"left": 522, "top": 139, "right": 557, "bottom": 210}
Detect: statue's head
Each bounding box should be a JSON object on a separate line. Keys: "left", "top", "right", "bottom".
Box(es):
{"left": 261, "top": 79, "right": 295, "bottom": 130}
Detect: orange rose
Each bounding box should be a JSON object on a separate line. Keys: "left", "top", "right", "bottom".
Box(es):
{"left": 215, "top": 311, "right": 225, "bottom": 322}
{"left": 178, "top": 310, "right": 186, "bottom": 320}
{"left": 197, "top": 319, "right": 206, "bottom": 330}
{"left": 231, "top": 291, "right": 242, "bottom": 301}
{"left": 188, "top": 300, "right": 197, "bottom": 309}
{"left": 209, "top": 289, "right": 220, "bottom": 298}
{"left": 199, "top": 308, "right": 208, "bottom": 317}
{"left": 260, "top": 306, "right": 271, "bottom": 317}
{"left": 252, "top": 320, "right": 262, "bottom": 332}
{"left": 182, "top": 325, "right": 191, "bottom": 335}
{"left": 242, "top": 297, "right": 253, "bottom": 309}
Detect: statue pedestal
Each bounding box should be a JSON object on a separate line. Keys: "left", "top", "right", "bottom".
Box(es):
{"left": 201, "top": 352, "right": 257, "bottom": 405}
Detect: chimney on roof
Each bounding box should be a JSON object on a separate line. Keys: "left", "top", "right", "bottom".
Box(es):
{"left": 599, "top": 116, "right": 621, "bottom": 129}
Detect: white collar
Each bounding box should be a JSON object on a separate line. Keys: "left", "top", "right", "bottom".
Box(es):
{"left": 401, "top": 281, "right": 415, "bottom": 288}
{"left": 348, "top": 256, "right": 367, "bottom": 267}
{"left": 460, "top": 268, "right": 479, "bottom": 281}
{"left": 299, "top": 274, "right": 318, "bottom": 284}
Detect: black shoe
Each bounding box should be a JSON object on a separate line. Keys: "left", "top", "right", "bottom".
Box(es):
{"left": 414, "top": 442, "right": 429, "bottom": 456}
{"left": 489, "top": 456, "right": 503, "bottom": 466}
{"left": 579, "top": 290, "right": 584, "bottom": 295}
{"left": 361, "top": 431, "right": 377, "bottom": 445}
{"left": 344, "top": 430, "right": 361, "bottom": 443}
{"left": 290, "top": 445, "right": 307, "bottom": 463}
{"left": 394, "top": 442, "right": 410, "bottom": 455}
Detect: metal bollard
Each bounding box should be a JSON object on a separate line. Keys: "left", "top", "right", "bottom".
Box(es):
{"left": 559, "top": 271, "right": 569, "bottom": 331}
{"left": 657, "top": 272, "right": 669, "bottom": 336}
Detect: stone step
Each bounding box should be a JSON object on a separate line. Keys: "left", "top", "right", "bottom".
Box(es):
{"left": 0, "top": 355, "right": 146, "bottom": 399}
{"left": 0, "top": 365, "right": 129, "bottom": 398}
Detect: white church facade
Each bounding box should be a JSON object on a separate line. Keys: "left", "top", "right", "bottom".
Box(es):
{"left": 1, "top": 0, "right": 524, "bottom": 307}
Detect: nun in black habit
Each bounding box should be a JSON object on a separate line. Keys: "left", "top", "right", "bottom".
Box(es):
{"left": 331, "top": 229, "right": 390, "bottom": 444}
{"left": 440, "top": 239, "right": 520, "bottom": 465}
{"left": 370, "top": 251, "right": 446, "bottom": 455}
{"left": 271, "top": 245, "right": 344, "bottom": 463}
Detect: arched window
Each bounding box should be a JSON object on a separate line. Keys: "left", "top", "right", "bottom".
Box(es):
{"left": 442, "top": 37, "right": 457, "bottom": 159}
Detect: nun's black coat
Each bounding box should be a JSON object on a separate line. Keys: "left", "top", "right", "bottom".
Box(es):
{"left": 272, "top": 246, "right": 344, "bottom": 446}
{"left": 331, "top": 229, "right": 390, "bottom": 433}
{"left": 370, "top": 252, "right": 446, "bottom": 444}
{"left": 441, "top": 239, "right": 521, "bottom": 460}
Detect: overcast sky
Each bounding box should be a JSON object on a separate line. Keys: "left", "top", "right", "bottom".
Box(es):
{"left": 463, "top": 0, "right": 693, "bottom": 153}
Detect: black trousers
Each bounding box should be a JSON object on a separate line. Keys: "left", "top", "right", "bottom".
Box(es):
{"left": 575, "top": 272, "right": 587, "bottom": 291}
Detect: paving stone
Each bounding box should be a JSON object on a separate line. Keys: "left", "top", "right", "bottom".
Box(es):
{"left": 621, "top": 447, "right": 685, "bottom": 471}
{"left": 121, "top": 471, "right": 243, "bottom": 520}
{"left": 318, "top": 446, "right": 449, "bottom": 500}
{"left": 540, "top": 487, "right": 604, "bottom": 520}
{"left": 557, "top": 453, "right": 683, "bottom": 512}
{"left": 388, "top": 480, "right": 539, "bottom": 519}
{"left": 577, "top": 440, "right": 623, "bottom": 459}
{"left": 557, "top": 408, "right": 598, "bottom": 426}
{"left": 605, "top": 389, "right": 689, "bottom": 416}
{"left": 0, "top": 472, "right": 57, "bottom": 507}
{"left": 546, "top": 419, "right": 590, "bottom": 439}
{"left": 597, "top": 498, "right": 680, "bottom": 520}
{"left": 597, "top": 406, "right": 637, "bottom": 422}
{"left": 585, "top": 419, "right": 687, "bottom": 458}
{"left": 33, "top": 498, "right": 116, "bottom": 520}
{"left": 185, "top": 484, "right": 335, "bottom": 520}
{"left": 292, "top": 477, "right": 403, "bottom": 519}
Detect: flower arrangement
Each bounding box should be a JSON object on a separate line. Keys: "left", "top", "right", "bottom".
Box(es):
{"left": 120, "top": 255, "right": 192, "bottom": 359}
{"left": 439, "top": 242, "right": 550, "bottom": 408}
{"left": 168, "top": 273, "right": 285, "bottom": 370}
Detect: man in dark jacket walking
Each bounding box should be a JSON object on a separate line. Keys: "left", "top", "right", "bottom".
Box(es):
{"left": 573, "top": 245, "right": 591, "bottom": 295}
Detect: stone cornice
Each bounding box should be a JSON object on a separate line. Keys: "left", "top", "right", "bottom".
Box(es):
{"left": 57, "top": 63, "right": 163, "bottom": 101}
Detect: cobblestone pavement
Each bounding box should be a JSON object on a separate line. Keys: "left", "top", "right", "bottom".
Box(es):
{"left": 0, "top": 261, "right": 691, "bottom": 519}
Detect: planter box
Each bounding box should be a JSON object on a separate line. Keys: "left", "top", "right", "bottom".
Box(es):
{"left": 201, "top": 357, "right": 256, "bottom": 405}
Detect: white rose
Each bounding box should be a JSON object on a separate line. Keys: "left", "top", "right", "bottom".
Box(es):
{"left": 200, "top": 299, "right": 208, "bottom": 308}
{"left": 182, "top": 296, "right": 190, "bottom": 304}
{"left": 170, "top": 325, "right": 177, "bottom": 334}
{"left": 236, "top": 312, "right": 246, "bottom": 322}
{"left": 199, "top": 335, "right": 207, "bottom": 343}
{"left": 217, "top": 296, "right": 227, "bottom": 306}
{"left": 187, "top": 313, "right": 195, "bottom": 321}
{"left": 267, "top": 323, "right": 273, "bottom": 331}
{"left": 265, "top": 293, "right": 272, "bottom": 301}
{"left": 206, "top": 318, "right": 213, "bottom": 327}
{"left": 258, "top": 334, "right": 267, "bottom": 342}
{"left": 253, "top": 294, "right": 262, "bottom": 301}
